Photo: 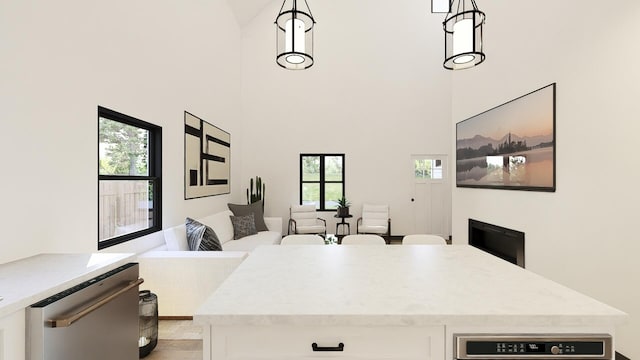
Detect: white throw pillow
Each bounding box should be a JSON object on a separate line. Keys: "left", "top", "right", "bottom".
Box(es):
{"left": 163, "top": 224, "right": 189, "bottom": 251}
{"left": 200, "top": 210, "right": 234, "bottom": 244}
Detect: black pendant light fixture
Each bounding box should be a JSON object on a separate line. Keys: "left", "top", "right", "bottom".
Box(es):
{"left": 443, "top": 0, "right": 485, "bottom": 70}
{"left": 275, "top": 0, "right": 315, "bottom": 70}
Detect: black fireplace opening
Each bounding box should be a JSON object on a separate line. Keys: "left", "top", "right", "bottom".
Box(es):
{"left": 468, "top": 219, "right": 525, "bottom": 268}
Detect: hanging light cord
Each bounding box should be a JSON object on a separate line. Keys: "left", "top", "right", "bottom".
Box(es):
{"left": 447, "top": 0, "right": 480, "bottom": 18}
{"left": 278, "top": 0, "right": 316, "bottom": 23}
{"left": 277, "top": 0, "right": 287, "bottom": 17}
{"left": 303, "top": 0, "right": 316, "bottom": 23}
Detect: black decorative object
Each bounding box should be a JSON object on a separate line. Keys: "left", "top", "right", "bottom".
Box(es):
{"left": 246, "top": 176, "right": 266, "bottom": 207}
{"left": 138, "top": 290, "right": 158, "bottom": 358}
{"left": 456, "top": 83, "right": 556, "bottom": 191}
{"left": 275, "top": 0, "right": 315, "bottom": 70}
{"left": 443, "top": 0, "right": 485, "bottom": 70}
{"left": 334, "top": 214, "right": 353, "bottom": 236}
{"left": 469, "top": 219, "right": 525, "bottom": 268}
{"left": 336, "top": 196, "right": 351, "bottom": 216}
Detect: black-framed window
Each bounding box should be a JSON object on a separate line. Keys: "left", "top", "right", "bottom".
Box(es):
{"left": 98, "top": 106, "right": 162, "bottom": 250}
{"left": 300, "top": 154, "right": 345, "bottom": 211}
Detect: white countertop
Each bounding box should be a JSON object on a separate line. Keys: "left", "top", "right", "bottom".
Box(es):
{"left": 0, "top": 252, "right": 136, "bottom": 318}
{"left": 195, "top": 245, "right": 626, "bottom": 327}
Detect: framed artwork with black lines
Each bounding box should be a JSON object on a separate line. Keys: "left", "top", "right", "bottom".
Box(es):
{"left": 184, "top": 111, "right": 231, "bottom": 199}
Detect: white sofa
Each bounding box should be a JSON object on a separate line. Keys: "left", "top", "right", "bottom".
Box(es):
{"left": 160, "top": 210, "right": 282, "bottom": 252}
{"left": 138, "top": 210, "right": 282, "bottom": 317}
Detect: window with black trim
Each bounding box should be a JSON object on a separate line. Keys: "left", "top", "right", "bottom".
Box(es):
{"left": 300, "top": 154, "right": 345, "bottom": 211}
{"left": 98, "top": 106, "right": 162, "bottom": 249}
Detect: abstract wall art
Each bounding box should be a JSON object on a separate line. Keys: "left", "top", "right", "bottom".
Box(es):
{"left": 184, "top": 111, "right": 231, "bottom": 199}
{"left": 456, "top": 83, "right": 556, "bottom": 192}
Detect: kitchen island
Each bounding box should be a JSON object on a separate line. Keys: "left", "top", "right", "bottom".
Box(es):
{"left": 194, "top": 245, "right": 626, "bottom": 360}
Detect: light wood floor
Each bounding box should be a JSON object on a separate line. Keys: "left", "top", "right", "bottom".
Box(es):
{"left": 144, "top": 339, "right": 202, "bottom": 360}
{"left": 144, "top": 320, "right": 202, "bottom": 360}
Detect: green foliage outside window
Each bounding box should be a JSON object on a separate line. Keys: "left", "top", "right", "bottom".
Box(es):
{"left": 98, "top": 106, "right": 161, "bottom": 249}
{"left": 99, "top": 118, "right": 149, "bottom": 176}
{"left": 302, "top": 156, "right": 320, "bottom": 181}
{"left": 414, "top": 159, "right": 432, "bottom": 179}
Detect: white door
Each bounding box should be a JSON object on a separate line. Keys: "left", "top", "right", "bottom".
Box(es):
{"left": 410, "top": 155, "right": 451, "bottom": 238}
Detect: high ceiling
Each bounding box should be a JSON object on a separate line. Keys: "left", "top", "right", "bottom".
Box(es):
{"left": 227, "top": 0, "right": 276, "bottom": 27}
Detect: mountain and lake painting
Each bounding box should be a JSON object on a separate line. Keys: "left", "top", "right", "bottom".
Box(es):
{"left": 456, "top": 83, "right": 556, "bottom": 191}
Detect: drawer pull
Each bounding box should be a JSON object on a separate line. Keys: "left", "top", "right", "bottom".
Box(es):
{"left": 312, "top": 342, "right": 344, "bottom": 352}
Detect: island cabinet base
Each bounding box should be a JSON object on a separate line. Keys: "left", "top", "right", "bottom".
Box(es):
{"left": 194, "top": 247, "right": 626, "bottom": 360}
{"left": 203, "top": 325, "right": 445, "bottom": 360}
{"left": 0, "top": 309, "right": 25, "bottom": 360}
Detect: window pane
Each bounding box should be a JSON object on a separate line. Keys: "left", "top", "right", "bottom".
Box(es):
{"left": 302, "top": 183, "right": 320, "bottom": 209}
{"left": 99, "top": 117, "right": 150, "bottom": 176}
{"left": 432, "top": 159, "right": 443, "bottom": 179}
{"left": 325, "top": 156, "right": 343, "bottom": 181}
{"left": 324, "top": 183, "right": 343, "bottom": 209}
{"left": 99, "top": 180, "right": 154, "bottom": 241}
{"left": 414, "top": 159, "right": 432, "bottom": 179}
{"left": 302, "top": 156, "right": 320, "bottom": 181}
{"left": 300, "top": 154, "right": 345, "bottom": 211}
{"left": 414, "top": 159, "right": 444, "bottom": 180}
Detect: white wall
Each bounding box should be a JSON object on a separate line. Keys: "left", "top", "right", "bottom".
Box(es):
{"left": 451, "top": 1, "right": 640, "bottom": 357}
{"left": 0, "top": 0, "right": 243, "bottom": 263}
{"left": 239, "top": 0, "right": 452, "bottom": 235}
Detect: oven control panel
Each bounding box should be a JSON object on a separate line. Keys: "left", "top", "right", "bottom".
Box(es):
{"left": 455, "top": 334, "right": 612, "bottom": 359}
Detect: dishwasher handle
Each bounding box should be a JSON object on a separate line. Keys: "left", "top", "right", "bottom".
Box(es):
{"left": 46, "top": 278, "right": 144, "bottom": 328}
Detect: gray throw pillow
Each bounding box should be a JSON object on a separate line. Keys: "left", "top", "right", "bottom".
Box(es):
{"left": 229, "top": 213, "right": 258, "bottom": 240}
{"left": 185, "top": 217, "right": 222, "bottom": 251}
{"left": 228, "top": 200, "right": 268, "bottom": 232}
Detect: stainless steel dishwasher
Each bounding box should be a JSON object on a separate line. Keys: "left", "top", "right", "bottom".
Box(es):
{"left": 26, "top": 263, "right": 143, "bottom": 360}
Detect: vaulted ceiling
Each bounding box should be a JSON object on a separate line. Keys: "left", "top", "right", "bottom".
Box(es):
{"left": 227, "top": 0, "right": 276, "bottom": 27}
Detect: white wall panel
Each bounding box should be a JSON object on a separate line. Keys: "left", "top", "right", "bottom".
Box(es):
{"left": 451, "top": 1, "right": 640, "bottom": 357}
{"left": 0, "top": 0, "right": 243, "bottom": 263}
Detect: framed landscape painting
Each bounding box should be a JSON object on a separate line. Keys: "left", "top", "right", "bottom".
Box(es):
{"left": 456, "top": 83, "right": 556, "bottom": 192}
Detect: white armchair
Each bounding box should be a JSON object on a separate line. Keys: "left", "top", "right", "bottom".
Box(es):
{"left": 341, "top": 234, "right": 386, "bottom": 245}
{"left": 402, "top": 234, "right": 447, "bottom": 245}
{"left": 281, "top": 234, "right": 326, "bottom": 245}
{"left": 288, "top": 204, "right": 327, "bottom": 236}
{"left": 357, "top": 204, "right": 390, "bottom": 236}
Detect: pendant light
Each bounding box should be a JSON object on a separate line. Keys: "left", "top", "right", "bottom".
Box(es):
{"left": 275, "top": 0, "right": 315, "bottom": 70}
{"left": 443, "top": 0, "right": 485, "bottom": 70}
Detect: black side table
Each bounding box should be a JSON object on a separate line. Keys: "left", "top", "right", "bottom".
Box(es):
{"left": 334, "top": 214, "right": 353, "bottom": 236}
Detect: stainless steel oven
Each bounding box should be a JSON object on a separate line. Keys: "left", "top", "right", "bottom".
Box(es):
{"left": 27, "top": 263, "right": 142, "bottom": 360}
{"left": 455, "top": 334, "right": 613, "bottom": 360}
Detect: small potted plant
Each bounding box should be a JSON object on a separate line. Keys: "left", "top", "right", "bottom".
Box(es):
{"left": 336, "top": 196, "right": 351, "bottom": 217}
